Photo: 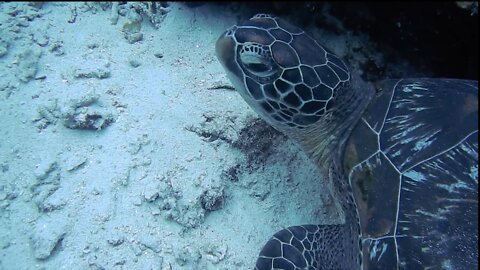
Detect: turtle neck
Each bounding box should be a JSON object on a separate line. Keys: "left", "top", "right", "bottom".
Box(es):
{"left": 287, "top": 72, "right": 375, "bottom": 175}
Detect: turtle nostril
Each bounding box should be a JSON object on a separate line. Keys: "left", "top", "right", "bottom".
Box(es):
{"left": 225, "top": 26, "right": 237, "bottom": 37}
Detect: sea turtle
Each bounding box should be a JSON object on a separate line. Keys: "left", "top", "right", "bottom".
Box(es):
{"left": 215, "top": 14, "right": 478, "bottom": 270}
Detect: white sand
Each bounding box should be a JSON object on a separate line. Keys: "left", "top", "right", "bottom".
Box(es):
{"left": 0, "top": 2, "right": 341, "bottom": 269}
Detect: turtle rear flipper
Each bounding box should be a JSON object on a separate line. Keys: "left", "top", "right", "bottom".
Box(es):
{"left": 255, "top": 224, "right": 360, "bottom": 270}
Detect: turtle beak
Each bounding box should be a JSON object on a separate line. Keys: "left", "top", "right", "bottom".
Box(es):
{"left": 215, "top": 30, "right": 236, "bottom": 71}
{"left": 215, "top": 29, "right": 245, "bottom": 93}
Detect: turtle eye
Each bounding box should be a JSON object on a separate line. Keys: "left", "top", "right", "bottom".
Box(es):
{"left": 241, "top": 55, "right": 275, "bottom": 77}
{"left": 239, "top": 45, "right": 277, "bottom": 77}
{"left": 245, "top": 62, "right": 270, "bottom": 73}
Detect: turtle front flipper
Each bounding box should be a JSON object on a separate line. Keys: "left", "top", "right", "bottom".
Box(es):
{"left": 255, "top": 224, "right": 360, "bottom": 270}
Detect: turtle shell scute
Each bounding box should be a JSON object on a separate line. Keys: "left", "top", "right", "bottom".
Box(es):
{"left": 234, "top": 28, "right": 275, "bottom": 45}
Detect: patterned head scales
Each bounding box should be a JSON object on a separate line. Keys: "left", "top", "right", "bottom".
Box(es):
{"left": 216, "top": 14, "right": 350, "bottom": 129}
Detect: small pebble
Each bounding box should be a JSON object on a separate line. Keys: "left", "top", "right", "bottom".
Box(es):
{"left": 132, "top": 196, "right": 143, "bottom": 206}
{"left": 129, "top": 59, "right": 141, "bottom": 68}
{"left": 0, "top": 46, "right": 7, "bottom": 57}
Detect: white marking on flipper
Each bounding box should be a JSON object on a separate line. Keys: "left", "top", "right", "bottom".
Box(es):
{"left": 469, "top": 164, "right": 478, "bottom": 180}
{"left": 348, "top": 150, "right": 381, "bottom": 181}
{"left": 377, "top": 79, "right": 402, "bottom": 152}
{"left": 402, "top": 129, "right": 478, "bottom": 173}
{"left": 412, "top": 128, "right": 441, "bottom": 152}
{"left": 402, "top": 171, "right": 428, "bottom": 183}
{"left": 370, "top": 240, "right": 388, "bottom": 262}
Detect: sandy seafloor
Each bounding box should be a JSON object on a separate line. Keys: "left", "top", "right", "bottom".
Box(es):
{"left": 0, "top": 2, "right": 416, "bottom": 270}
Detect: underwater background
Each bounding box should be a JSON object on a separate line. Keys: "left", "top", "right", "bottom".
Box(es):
{"left": 0, "top": 2, "right": 477, "bottom": 269}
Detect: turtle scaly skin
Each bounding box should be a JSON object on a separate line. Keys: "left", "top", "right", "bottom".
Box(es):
{"left": 216, "top": 14, "right": 478, "bottom": 270}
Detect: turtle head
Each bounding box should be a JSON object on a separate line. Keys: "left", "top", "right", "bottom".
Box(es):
{"left": 216, "top": 14, "right": 351, "bottom": 131}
